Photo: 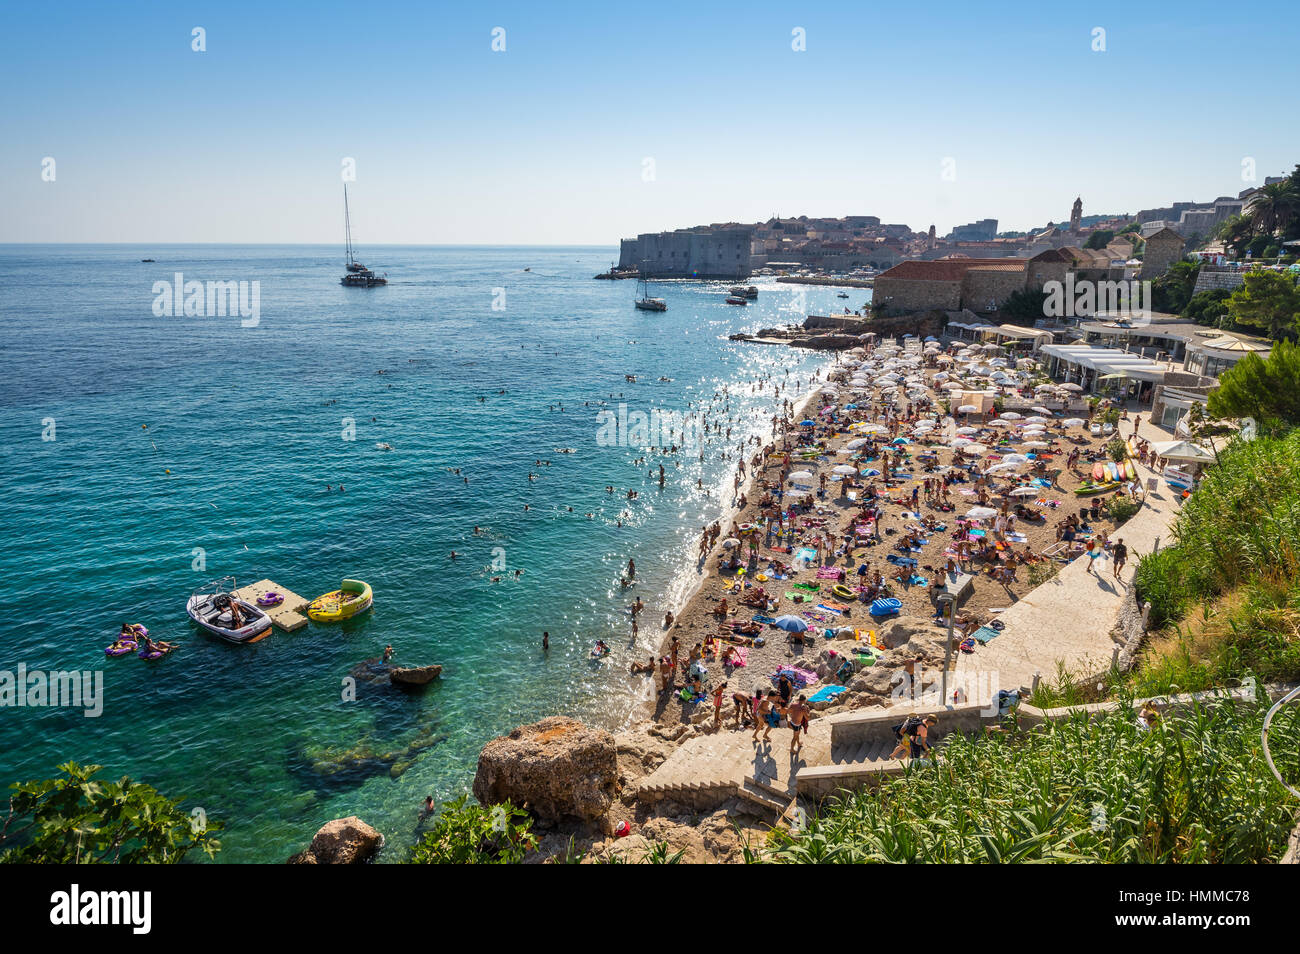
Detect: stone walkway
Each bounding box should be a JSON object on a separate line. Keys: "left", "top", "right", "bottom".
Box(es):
{"left": 951, "top": 415, "right": 1183, "bottom": 701}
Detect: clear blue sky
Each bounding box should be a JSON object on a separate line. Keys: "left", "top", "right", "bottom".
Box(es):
{"left": 2, "top": 0, "right": 1296, "bottom": 244}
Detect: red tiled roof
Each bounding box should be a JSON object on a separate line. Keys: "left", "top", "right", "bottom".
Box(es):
{"left": 877, "top": 259, "right": 1029, "bottom": 282}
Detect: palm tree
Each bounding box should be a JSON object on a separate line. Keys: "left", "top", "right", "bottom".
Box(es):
{"left": 1215, "top": 213, "right": 1255, "bottom": 257}
{"left": 1245, "top": 180, "right": 1300, "bottom": 237}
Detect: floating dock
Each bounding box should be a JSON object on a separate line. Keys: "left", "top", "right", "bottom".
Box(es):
{"left": 233, "top": 579, "right": 311, "bottom": 632}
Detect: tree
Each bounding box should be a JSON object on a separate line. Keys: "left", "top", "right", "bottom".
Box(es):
{"left": 1208, "top": 338, "right": 1300, "bottom": 428}
{"left": 1226, "top": 268, "right": 1300, "bottom": 340}
{"left": 1084, "top": 229, "right": 1115, "bottom": 250}
{"left": 1151, "top": 260, "right": 1200, "bottom": 313}
{"left": 1182, "top": 288, "right": 1234, "bottom": 328}
{"left": 1000, "top": 288, "right": 1049, "bottom": 322}
{"left": 1214, "top": 213, "right": 1255, "bottom": 259}
{"left": 0, "top": 761, "right": 221, "bottom": 863}
{"left": 1245, "top": 179, "right": 1300, "bottom": 238}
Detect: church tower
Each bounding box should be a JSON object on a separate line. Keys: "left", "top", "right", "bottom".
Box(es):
{"left": 927, "top": 224, "right": 936, "bottom": 249}
{"left": 1069, "top": 197, "right": 1083, "bottom": 234}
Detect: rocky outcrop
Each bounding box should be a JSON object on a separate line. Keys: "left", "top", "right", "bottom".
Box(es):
{"left": 287, "top": 816, "right": 384, "bottom": 864}
{"left": 585, "top": 809, "right": 755, "bottom": 864}
{"left": 474, "top": 717, "right": 619, "bottom": 824}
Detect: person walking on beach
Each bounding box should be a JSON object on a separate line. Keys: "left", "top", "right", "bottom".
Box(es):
{"left": 1111, "top": 538, "right": 1128, "bottom": 581}
{"left": 786, "top": 695, "right": 810, "bottom": 754}
{"left": 712, "top": 681, "right": 727, "bottom": 730}
{"left": 1084, "top": 538, "right": 1099, "bottom": 575}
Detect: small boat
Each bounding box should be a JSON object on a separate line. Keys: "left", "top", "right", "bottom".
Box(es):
{"left": 389, "top": 664, "right": 442, "bottom": 686}
{"left": 339, "top": 185, "right": 387, "bottom": 287}
{"left": 730, "top": 285, "right": 758, "bottom": 299}
{"left": 837, "top": 292, "right": 849, "bottom": 299}
{"left": 634, "top": 275, "right": 666, "bottom": 311}
{"left": 141, "top": 258, "right": 155, "bottom": 263}
{"left": 725, "top": 296, "right": 747, "bottom": 305}
{"left": 307, "top": 579, "right": 374, "bottom": 622}
{"left": 186, "top": 577, "right": 273, "bottom": 644}
{"left": 1074, "top": 480, "right": 1119, "bottom": 496}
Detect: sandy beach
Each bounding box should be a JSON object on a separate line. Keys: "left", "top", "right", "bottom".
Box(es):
{"left": 639, "top": 336, "right": 1143, "bottom": 730}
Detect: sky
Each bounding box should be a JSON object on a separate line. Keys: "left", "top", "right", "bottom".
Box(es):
{"left": 2, "top": 0, "right": 1297, "bottom": 245}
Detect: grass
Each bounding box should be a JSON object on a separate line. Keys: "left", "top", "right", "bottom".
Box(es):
{"left": 757, "top": 696, "right": 1300, "bottom": 863}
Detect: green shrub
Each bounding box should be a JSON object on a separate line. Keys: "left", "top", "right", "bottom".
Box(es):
{"left": 0, "top": 761, "right": 221, "bottom": 863}
{"left": 408, "top": 795, "right": 537, "bottom": 864}
{"left": 757, "top": 698, "right": 1299, "bottom": 864}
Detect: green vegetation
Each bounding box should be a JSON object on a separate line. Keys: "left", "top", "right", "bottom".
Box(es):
{"left": 1223, "top": 268, "right": 1300, "bottom": 341}
{"left": 1001, "top": 287, "right": 1050, "bottom": 322}
{"left": 1208, "top": 338, "right": 1300, "bottom": 427}
{"left": 0, "top": 761, "right": 221, "bottom": 863}
{"left": 1151, "top": 260, "right": 1200, "bottom": 314}
{"left": 759, "top": 699, "right": 1299, "bottom": 863}
{"left": 1130, "top": 430, "right": 1300, "bottom": 693}
{"left": 1182, "top": 287, "right": 1235, "bottom": 329}
{"left": 408, "top": 795, "right": 537, "bottom": 864}
{"left": 1083, "top": 229, "right": 1114, "bottom": 249}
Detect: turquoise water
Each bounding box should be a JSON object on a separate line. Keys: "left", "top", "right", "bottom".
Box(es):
{"left": 0, "top": 245, "right": 856, "bottom": 861}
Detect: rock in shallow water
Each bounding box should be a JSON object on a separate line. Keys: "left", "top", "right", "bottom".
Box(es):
{"left": 287, "top": 816, "right": 384, "bottom": 864}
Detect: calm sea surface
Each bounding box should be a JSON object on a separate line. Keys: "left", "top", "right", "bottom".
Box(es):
{"left": 0, "top": 244, "right": 864, "bottom": 861}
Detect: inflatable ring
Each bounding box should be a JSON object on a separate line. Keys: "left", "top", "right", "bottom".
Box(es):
{"left": 832, "top": 584, "right": 855, "bottom": 600}
{"left": 257, "top": 592, "right": 284, "bottom": 607}
{"left": 755, "top": 573, "right": 768, "bottom": 582}
{"left": 105, "top": 641, "right": 137, "bottom": 657}
{"left": 869, "top": 597, "right": 902, "bottom": 617}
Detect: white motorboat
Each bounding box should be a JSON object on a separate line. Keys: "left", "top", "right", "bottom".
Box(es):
{"left": 186, "top": 577, "right": 273, "bottom": 644}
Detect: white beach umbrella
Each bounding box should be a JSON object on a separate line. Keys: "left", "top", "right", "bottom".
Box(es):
{"left": 1022, "top": 440, "right": 1050, "bottom": 448}
{"left": 1025, "top": 416, "right": 1049, "bottom": 424}
{"left": 1034, "top": 383, "right": 1056, "bottom": 392}
{"left": 1005, "top": 486, "right": 1039, "bottom": 497}
{"left": 962, "top": 443, "right": 988, "bottom": 455}
{"left": 788, "top": 470, "right": 814, "bottom": 482}
{"left": 1031, "top": 406, "right": 1052, "bottom": 415}
{"left": 957, "top": 405, "right": 979, "bottom": 414}
{"left": 966, "top": 506, "right": 998, "bottom": 519}
{"left": 1062, "top": 418, "right": 1086, "bottom": 427}
{"left": 956, "top": 426, "right": 979, "bottom": 435}
{"left": 999, "top": 411, "right": 1022, "bottom": 420}
{"left": 984, "top": 462, "right": 1021, "bottom": 474}
{"left": 986, "top": 419, "right": 1011, "bottom": 427}
{"left": 1060, "top": 383, "right": 1083, "bottom": 392}
{"left": 845, "top": 438, "right": 869, "bottom": 449}
{"left": 1000, "top": 454, "right": 1029, "bottom": 464}
{"left": 722, "top": 538, "right": 741, "bottom": 549}
{"left": 832, "top": 465, "right": 858, "bottom": 475}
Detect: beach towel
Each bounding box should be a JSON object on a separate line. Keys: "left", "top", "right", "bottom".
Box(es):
{"left": 751, "top": 615, "right": 775, "bottom": 624}
{"left": 815, "top": 568, "right": 841, "bottom": 580}
{"left": 808, "top": 684, "right": 847, "bottom": 703}
{"left": 971, "top": 625, "right": 1000, "bottom": 644}
{"left": 773, "top": 666, "right": 819, "bottom": 688}
{"left": 795, "top": 547, "right": 818, "bottom": 563}
{"left": 792, "top": 582, "right": 820, "bottom": 592}
{"left": 816, "top": 604, "right": 845, "bottom": 616}
{"left": 725, "top": 647, "right": 749, "bottom": 668}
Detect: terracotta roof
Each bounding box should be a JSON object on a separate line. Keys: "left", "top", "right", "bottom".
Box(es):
{"left": 877, "top": 259, "right": 1028, "bottom": 282}
{"left": 1028, "top": 248, "right": 1071, "bottom": 263}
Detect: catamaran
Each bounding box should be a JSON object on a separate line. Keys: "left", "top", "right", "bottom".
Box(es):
{"left": 340, "top": 185, "right": 387, "bottom": 287}
{"left": 634, "top": 274, "right": 666, "bottom": 311}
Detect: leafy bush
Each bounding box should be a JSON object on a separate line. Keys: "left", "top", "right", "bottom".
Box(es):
{"left": 758, "top": 698, "right": 1299, "bottom": 864}
{"left": 408, "top": 795, "right": 537, "bottom": 864}
{"left": 0, "top": 761, "right": 221, "bottom": 863}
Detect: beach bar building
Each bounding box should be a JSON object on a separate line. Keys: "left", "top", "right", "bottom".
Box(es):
{"left": 1038, "top": 344, "right": 1170, "bottom": 397}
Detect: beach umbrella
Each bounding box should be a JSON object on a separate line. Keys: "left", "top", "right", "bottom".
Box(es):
{"left": 772, "top": 616, "right": 809, "bottom": 633}
{"left": 788, "top": 470, "right": 814, "bottom": 482}
{"left": 889, "top": 437, "right": 911, "bottom": 445}
{"left": 1062, "top": 418, "right": 1086, "bottom": 427}
{"left": 955, "top": 426, "right": 979, "bottom": 435}
{"left": 999, "top": 454, "right": 1029, "bottom": 464}
{"left": 949, "top": 437, "right": 973, "bottom": 447}
{"left": 1022, "top": 440, "right": 1049, "bottom": 448}
{"left": 986, "top": 419, "right": 1010, "bottom": 427}
{"left": 860, "top": 468, "right": 881, "bottom": 477}
{"left": 722, "top": 538, "right": 741, "bottom": 549}
{"left": 1151, "top": 439, "right": 1215, "bottom": 463}
{"left": 999, "top": 411, "right": 1022, "bottom": 420}
{"left": 1005, "top": 486, "right": 1039, "bottom": 496}
{"left": 966, "top": 506, "right": 998, "bottom": 519}
{"left": 957, "top": 405, "right": 979, "bottom": 414}
{"left": 1031, "top": 406, "right": 1052, "bottom": 415}
{"left": 845, "top": 438, "right": 869, "bottom": 449}
{"left": 1021, "top": 425, "right": 1047, "bottom": 434}
{"left": 800, "top": 419, "right": 817, "bottom": 426}
{"left": 832, "top": 465, "right": 858, "bottom": 475}
{"left": 1060, "top": 383, "right": 1083, "bottom": 392}
{"left": 1034, "top": 383, "right": 1056, "bottom": 392}
{"left": 1025, "top": 416, "right": 1049, "bottom": 424}
{"left": 962, "top": 443, "right": 988, "bottom": 455}
{"left": 984, "top": 462, "right": 1021, "bottom": 475}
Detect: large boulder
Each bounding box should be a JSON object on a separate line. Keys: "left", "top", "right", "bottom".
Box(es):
{"left": 474, "top": 717, "right": 618, "bottom": 824}
{"left": 288, "top": 816, "right": 383, "bottom": 864}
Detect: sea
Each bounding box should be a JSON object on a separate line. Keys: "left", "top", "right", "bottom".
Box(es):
{"left": 0, "top": 245, "right": 866, "bottom": 862}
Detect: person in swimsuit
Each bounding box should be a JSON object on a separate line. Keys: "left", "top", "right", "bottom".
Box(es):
{"left": 786, "top": 695, "right": 810, "bottom": 753}
{"left": 761, "top": 691, "right": 784, "bottom": 743}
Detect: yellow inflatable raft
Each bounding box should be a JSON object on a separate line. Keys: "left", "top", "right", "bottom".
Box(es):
{"left": 307, "top": 579, "right": 373, "bottom": 622}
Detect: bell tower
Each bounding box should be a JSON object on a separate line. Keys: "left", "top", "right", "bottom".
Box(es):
{"left": 1069, "top": 197, "right": 1083, "bottom": 234}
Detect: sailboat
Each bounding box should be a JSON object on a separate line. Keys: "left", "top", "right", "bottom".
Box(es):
{"left": 634, "top": 270, "right": 666, "bottom": 311}
{"left": 340, "top": 185, "right": 387, "bottom": 287}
